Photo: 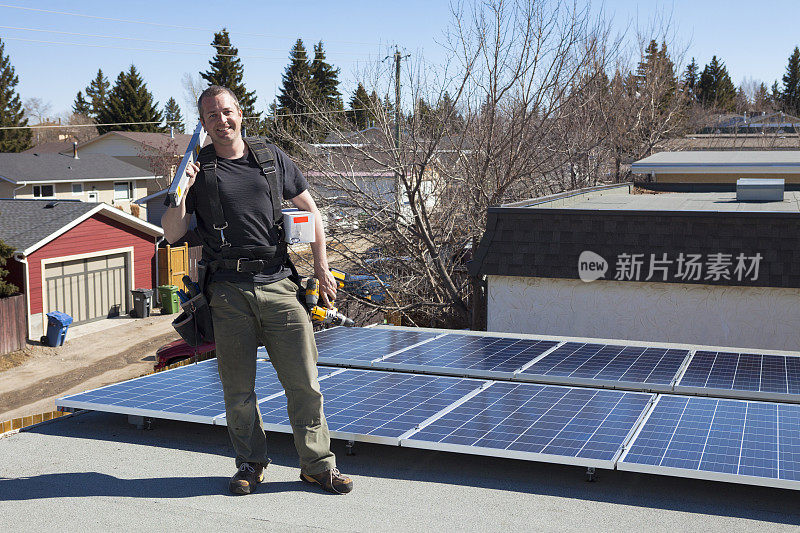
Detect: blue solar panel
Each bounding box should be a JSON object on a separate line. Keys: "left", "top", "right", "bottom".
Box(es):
{"left": 376, "top": 334, "right": 559, "bottom": 378}
{"left": 619, "top": 395, "right": 800, "bottom": 489}
{"left": 402, "top": 382, "right": 653, "bottom": 467}
{"left": 247, "top": 369, "right": 486, "bottom": 444}
{"left": 518, "top": 342, "right": 689, "bottom": 390}
{"left": 675, "top": 351, "right": 800, "bottom": 401}
{"left": 311, "top": 327, "right": 438, "bottom": 364}
{"left": 56, "top": 359, "right": 340, "bottom": 423}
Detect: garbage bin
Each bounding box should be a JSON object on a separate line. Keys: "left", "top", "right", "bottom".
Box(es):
{"left": 158, "top": 285, "right": 180, "bottom": 314}
{"left": 44, "top": 311, "right": 73, "bottom": 347}
{"left": 131, "top": 288, "right": 154, "bottom": 318}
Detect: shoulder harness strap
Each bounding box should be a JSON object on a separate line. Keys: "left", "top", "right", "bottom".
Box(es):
{"left": 197, "top": 144, "right": 230, "bottom": 249}
{"left": 243, "top": 136, "right": 283, "bottom": 224}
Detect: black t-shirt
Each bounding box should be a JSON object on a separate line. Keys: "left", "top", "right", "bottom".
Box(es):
{"left": 185, "top": 142, "right": 308, "bottom": 283}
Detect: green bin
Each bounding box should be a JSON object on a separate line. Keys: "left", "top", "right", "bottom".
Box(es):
{"left": 158, "top": 285, "right": 180, "bottom": 314}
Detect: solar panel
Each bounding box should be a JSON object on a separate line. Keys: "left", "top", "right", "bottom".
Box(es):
{"left": 231, "top": 369, "right": 487, "bottom": 445}
{"left": 311, "top": 326, "right": 440, "bottom": 366}
{"left": 375, "top": 334, "right": 560, "bottom": 379}
{"left": 674, "top": 350, "right": 800, "bottom": 402}
{"left": 56, "top": 359, "right": 341, "bottom": 424}
{"left": 401, "top": 381, "right": 654, "bottom": 468}
{"left": 618, "top": 395, "right": 800, "bottom": 490}
{"left": 516, "top": 342, "right": 690, "bottom": 392}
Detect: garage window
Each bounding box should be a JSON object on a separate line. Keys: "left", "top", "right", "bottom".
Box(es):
{"left": 114, "top": 181, "right": 133, "bottom": 200}
{"left": 33, "top": 184, "right": 55, "bottom": 197}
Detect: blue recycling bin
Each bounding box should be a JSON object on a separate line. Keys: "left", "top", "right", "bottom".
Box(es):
{"left": 45, "top": 311, "right": 73, "bottom": 347}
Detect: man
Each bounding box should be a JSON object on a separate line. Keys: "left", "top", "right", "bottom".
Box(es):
{"left": 162, "top": 85, "right": 352, "bottom": 495}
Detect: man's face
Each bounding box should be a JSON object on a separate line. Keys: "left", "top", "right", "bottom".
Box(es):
{"left": 199, "top": 92, "right": 243, "bottom": 146}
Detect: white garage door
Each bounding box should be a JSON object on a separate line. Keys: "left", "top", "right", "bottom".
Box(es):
{"left": 44, "top": 253, "right": 129, "bottom": 325}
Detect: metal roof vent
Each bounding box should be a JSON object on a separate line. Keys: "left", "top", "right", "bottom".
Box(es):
{"left": 44, "top": 201, "right": 59, "bottom": 208}
{"left": 736, "top": 178, "right": 784, "bottom": 202}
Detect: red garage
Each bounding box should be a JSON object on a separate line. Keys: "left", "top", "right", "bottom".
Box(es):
{"left": 0, "top": 199, "right": 163, "bottom": 340}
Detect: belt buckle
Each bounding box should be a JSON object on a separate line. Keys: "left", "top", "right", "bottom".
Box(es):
{"left": 236, "top": 258, "right": 248, "bottom": 272}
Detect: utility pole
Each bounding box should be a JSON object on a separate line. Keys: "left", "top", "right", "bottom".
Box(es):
{"left": 394, "top": 46, "right": 401, "bottom": 153}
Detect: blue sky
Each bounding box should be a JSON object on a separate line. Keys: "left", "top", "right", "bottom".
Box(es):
{"left": 1, "top": 1, "right": 798, "bottom": 124}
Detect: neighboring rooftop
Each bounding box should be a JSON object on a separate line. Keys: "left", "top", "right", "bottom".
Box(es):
{"left": 0, "top": 152, "right": 154, "bottom": 183}
{"left": 0, "top": 199, "right": 162, "bottom": 253}
{"left": 0, "top": 199, "right": 96, "bottom": 251}
{"left": 528, "top": 189, "right": 800, "bottom": 214}
{"left": 631, "top": 150, "right": 800, "bottom": 175}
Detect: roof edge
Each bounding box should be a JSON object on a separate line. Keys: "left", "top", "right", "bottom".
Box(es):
{"left": 20, "top": 203, "right": 162, "bottom": 256}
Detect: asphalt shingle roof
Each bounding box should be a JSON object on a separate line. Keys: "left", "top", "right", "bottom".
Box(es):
{"left": 0, "top": 153, "right": 153, "bottom": 183}
{"left": 0, "top": 199, "right": 96, "bottom": 251}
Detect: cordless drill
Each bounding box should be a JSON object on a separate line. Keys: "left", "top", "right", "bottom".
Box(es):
{"left": 304, "top": 277, "right": 355, "bottom": 327}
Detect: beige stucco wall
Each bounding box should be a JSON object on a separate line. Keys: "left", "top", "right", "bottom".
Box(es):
{"left": 9, "top": 181, "right": 149, "bottom": 218}
{"left": 654, "top": 172, "right": 800, "bottom": 184}
{"left": 487, "top": 275, "right": 800, "bottom": 352}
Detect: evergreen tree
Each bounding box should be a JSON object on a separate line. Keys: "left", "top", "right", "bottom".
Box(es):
{"left": 85, "top": 69, "right": 110, "bottom": 120}
{"left": 277, "top": 39, "right": 314, "bottom": 140}
{"left": 697, "top": 56, "right": 736, "bottom": 111}
{"left": 164, "top": 97, "right": 185, "bottom": 133}
{"left": 753, "top": 82, "right": 771, "bottom": 112}
{"left": 72, "top": 91, "right": 91, "bottom": 116}
{"left": 348, "top": 83, "right": 371, "bottom": 130}
{"left": 0, "top": 38, "right": 31, "bottom": 152}
{"left": 683, "top": 58, "right": 699, "bottom": 100}
{"left": 96, "top": 65, "right": 164, "bottom": 134}
{"left": 770, "top": 81, "right": 782, "bottom": 108}
{"left": 0, "top": 233, "right": 19, "bottom": 297}
{"left": 310, "top": 41, "right": 342, "bottom": 110}
{"left": 781, "top": 46, "right": 800, "bottom": 115}
{"left": 200, "top": 28, "right": 259, "bottom": 121}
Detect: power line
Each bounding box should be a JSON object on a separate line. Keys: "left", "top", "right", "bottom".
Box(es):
{"left": 0, "top": 25, "right": 370, "bottom": 56}
{"left": 0, "top": 3, "right": 384, "bottom": 47}
{"left": 0, "top": 36, "right": 366, "bottom": 62}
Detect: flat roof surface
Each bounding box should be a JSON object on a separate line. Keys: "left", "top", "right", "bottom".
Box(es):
{"left": 633, "top": 151, "right": 800, "bottom": 167}
{"left": 2, "top": 411, "right": 799, "bottom": 531}
{"left": 533, "top": 191, "right": 800, "bottom": 213}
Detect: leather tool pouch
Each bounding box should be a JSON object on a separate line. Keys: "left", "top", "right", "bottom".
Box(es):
{"left": 171, "top": 292, "right": 214, "bottom": 346}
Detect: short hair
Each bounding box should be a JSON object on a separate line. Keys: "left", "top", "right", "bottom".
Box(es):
{"left": 197, "top": 85, "right": 241, "bottom": 118}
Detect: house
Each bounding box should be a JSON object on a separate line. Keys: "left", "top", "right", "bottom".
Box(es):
{"left": 0, "top": 199, "right": 163, "bottom": 340}
{"left": 468, "top": 183, "right": 800, "bottom": 351}
{"left": 75, "top": 130, "right": 193, "bottom": 192}
{"left": 630, "top": 150, "right": 800, "bottom": 190}
{"left": 0, "top": 150, "right": 157, "bottom": 219}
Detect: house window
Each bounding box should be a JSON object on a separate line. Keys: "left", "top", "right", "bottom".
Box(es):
{"left": 72, "top": 183, "right": 83, "bottom": 195}
{"left": 33, "top": 184, "right": 54, "bottom": 198}
{"left": 114, "top": 181, "right": 133, "bottom": 201}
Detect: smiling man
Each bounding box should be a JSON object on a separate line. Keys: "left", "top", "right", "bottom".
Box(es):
{"left": 161, "top": 85, "right": 352, "bottom": 495}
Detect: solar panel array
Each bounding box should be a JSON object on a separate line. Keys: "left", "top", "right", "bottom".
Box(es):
{"left": 241, "top": 370, "right": 487, "bottom": 445}
{"left": 403, "top": 382, "right": 653, "bottom": 468}
{"left": 518, "top": 342, "right": 690, "bottom": 391}
{"left": 675, "top": 350, "right": 800, "bottom": 402}
{"left": 618, "top": 395, "right": 800, "bottom": 490}
{"left": 313, "top": 326, "right": 438, "bottom": 365}
{"left": 56, "top": 360, "right": 341, "bottom": 423}
{"left": 377, "top": 334, "right": 559, "bottom": 378}
{"left": 55, "top": 326, "right": 800, "bottom": 491}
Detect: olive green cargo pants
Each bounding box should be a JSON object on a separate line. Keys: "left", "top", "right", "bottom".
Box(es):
{"left": 208, "top": 277, "right": 336, "bottom": 475}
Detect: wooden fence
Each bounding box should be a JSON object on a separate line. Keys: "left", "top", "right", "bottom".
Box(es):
{"left": 0, "top": 293, "right": 26, "bottom": 356}
{"left": 158, "top": 244, "right": 202, "bottom": 289}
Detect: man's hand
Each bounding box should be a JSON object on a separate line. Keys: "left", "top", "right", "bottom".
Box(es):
{"left": 185, "top": 161, "right": 199, "bottom": 190}
{"left": 316, "top": 267, "right": 337, "bottom": 308}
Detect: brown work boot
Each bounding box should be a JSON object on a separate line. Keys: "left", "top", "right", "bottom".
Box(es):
{"left": 300, "top": 467, "right": 353, "bottom": 494}
{"left": 229, "top": 461, "right": 266, "bottom": 495}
